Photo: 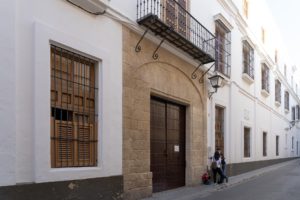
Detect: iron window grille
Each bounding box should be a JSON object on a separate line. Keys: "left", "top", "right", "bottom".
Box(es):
{"left": 261, "top": 64, "right": 269, "bottom": 92}
{"left": 215, "top": 20, "right": 231, "bottom": 78}
{"left": 285, "top": 91, "right": 289, "bottom": 111}
{"left": 136, "top": 0, "right": 215, "bottom": 64}
{"left": 242, "top": 40, "right": 254, "bottom": 79}
{"left": 297, "top": 105, "right": 300, "bottom": 120}
{"left": 50, "top": 45, "right": 98, "bottom": 168}
{"left": 275, "top": 80, "right": 281, "bottom": 103}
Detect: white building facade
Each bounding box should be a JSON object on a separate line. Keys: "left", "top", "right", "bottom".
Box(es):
{"left": 199, "top": 0, "right": 300, "bottom": 172}
{"left": 0, "top": 0, "right": 299, "bottom": 199}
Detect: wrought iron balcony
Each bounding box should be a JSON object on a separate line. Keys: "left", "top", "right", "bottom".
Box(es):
{"left": 137, "top": 0, "right": 215, "bottom": 64}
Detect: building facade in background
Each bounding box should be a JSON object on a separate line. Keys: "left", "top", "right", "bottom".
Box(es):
{"left": 0, "top": 0, "right": 299, "bottom": 199}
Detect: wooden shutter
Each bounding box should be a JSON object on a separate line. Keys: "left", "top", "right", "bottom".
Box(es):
{"left": 52, "top": 120, "right": 75, "bottom": 167}
{"left": 164, "top": 0, "right": 188, "bottom": 37}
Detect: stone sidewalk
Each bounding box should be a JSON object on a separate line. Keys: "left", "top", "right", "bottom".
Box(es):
{"left": 142, "top": 159, "right": 299, "bottom": 200}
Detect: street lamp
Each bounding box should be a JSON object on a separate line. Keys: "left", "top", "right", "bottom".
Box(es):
{"left": 208, "top": 74, "right": 224, "bottom": 99}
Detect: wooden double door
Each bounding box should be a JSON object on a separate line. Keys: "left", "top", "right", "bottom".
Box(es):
{"left": 150, "top": 97, "right": 186, "bottom": 192}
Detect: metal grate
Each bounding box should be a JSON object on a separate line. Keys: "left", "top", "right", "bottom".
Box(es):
{"left": 242, "top": 40, "right": 254, "bottom": 79}
{"left": 50, "top": 45, "right": 98, "bottom": 168}
{"left": 137, "top": 0, "right": 215, "bottom": 64}
{"left": 261, "top": 63, "right": 269, "bottom": 92}
{"left": 215, "top": 20, "right": 231, "bottom": 77}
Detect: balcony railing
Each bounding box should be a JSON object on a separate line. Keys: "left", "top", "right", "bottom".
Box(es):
{"left": 137, "top": 0, "right": 215, "bottom": 64}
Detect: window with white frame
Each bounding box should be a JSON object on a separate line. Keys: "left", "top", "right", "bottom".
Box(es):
{"left": 275, "top": 80, "right": 281, "bottom": 104}
{"left": 242, "top": 40, "right": 254, "bottom": 79}
{"left": 284, "top": 91, "right": 289, "bottom": 111}
{"left": 261, "top": 63, "right": 269, "bottom": 93}
{"left": 215, "top": 20, "right": 231, "bottom": 77}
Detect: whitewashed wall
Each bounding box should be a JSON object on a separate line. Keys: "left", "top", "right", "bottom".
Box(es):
{"left": 194, "top": 0, "right": 300, "bottom": 163}
{"left": 0, "top": 0, "right": 123, "bottom": 186}
{"left": 0, "top": 0, "right": 17, "bottom": 186}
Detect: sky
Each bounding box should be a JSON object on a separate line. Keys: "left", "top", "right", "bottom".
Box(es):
{"left": 265, "top": 0, "right": 300, "bottom": 65}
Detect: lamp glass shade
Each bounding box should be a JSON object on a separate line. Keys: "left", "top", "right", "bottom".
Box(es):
{"left": 209, "top": 75, "right": 223, "bottom": 88}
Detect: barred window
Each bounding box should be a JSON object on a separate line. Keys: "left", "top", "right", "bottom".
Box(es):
{"left": 215, "top": 20, "right": 231, "bottom": 77}
{"left": 165, "top": 0, "right": 188, "bottom": 37}
{"left": 242, "top": 41, "right": 254, "bottom": 79}
{"left": 261, "top": 64, "right": 269, "bottom": 92}
{"left": 50, "top": 45, "right": 98, "bottom": 168}
{"left": 275, "top": 80, "right": 281, "bottom": 103}
{"left": 285, "top": 91, "right": 289, "bottom": 111}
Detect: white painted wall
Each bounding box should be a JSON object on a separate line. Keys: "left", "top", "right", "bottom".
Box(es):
{"left": 199, "top": 0, "right": 300, "bottom": 164}
{"left": 0, "top": 0, "right": 17, "bottom": 186}
{"left": 0, "top": 0, "right": 123, "bottom": 186}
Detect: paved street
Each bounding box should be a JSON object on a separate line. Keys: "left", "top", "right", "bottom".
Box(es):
{"left": 197, "top": 159, "right": 300, "bottom": 200}
{"left": 144, "top": 159, "right": 300, "bottom": 200}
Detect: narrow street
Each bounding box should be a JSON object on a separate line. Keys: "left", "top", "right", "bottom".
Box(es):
{"left": 197, "top": 159, "right": 300, "bottom": 200}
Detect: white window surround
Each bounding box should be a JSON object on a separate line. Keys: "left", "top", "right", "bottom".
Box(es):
{"left": 242, "top": 73, "right": 254, "bottom": 84}
{"left": 213, "top": 13, "right": 234, "bottom": 31}
{"left": 241, "top": 36, "right": 255, "bottom": 84}
{"left": 34, "top": 22, "right": 122, "bottom": 183}
{"left": 275, "top": 101, "right": 281, "bottom": 107}
{"left": 241, "top": 121, "right": 252, "bottom": 161}
{"left": 261, "top": 89, "right": 269, "bottom": 97}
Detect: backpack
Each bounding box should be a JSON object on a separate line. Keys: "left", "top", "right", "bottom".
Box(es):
{"left": 211, "top": 161, "right": 217, "bottom": 169}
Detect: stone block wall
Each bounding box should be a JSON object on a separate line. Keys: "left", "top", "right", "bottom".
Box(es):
{"left": 122, "top": 26, "right": 209, "bottom": 199}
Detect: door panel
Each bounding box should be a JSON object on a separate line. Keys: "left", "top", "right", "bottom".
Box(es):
{"left": 151, "top": 98, "right": 186, "bottom": 192}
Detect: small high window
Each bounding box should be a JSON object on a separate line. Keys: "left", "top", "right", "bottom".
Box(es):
{"left": 244, "top": 127, "right": 251, "bottom": 158}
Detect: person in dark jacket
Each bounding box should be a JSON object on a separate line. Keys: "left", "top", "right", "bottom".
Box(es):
{"left": 211, "top": 149, "right": 225, "bottom": 184}
{"left": 220, "top": 153, "right": 228, "bottom": 183}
